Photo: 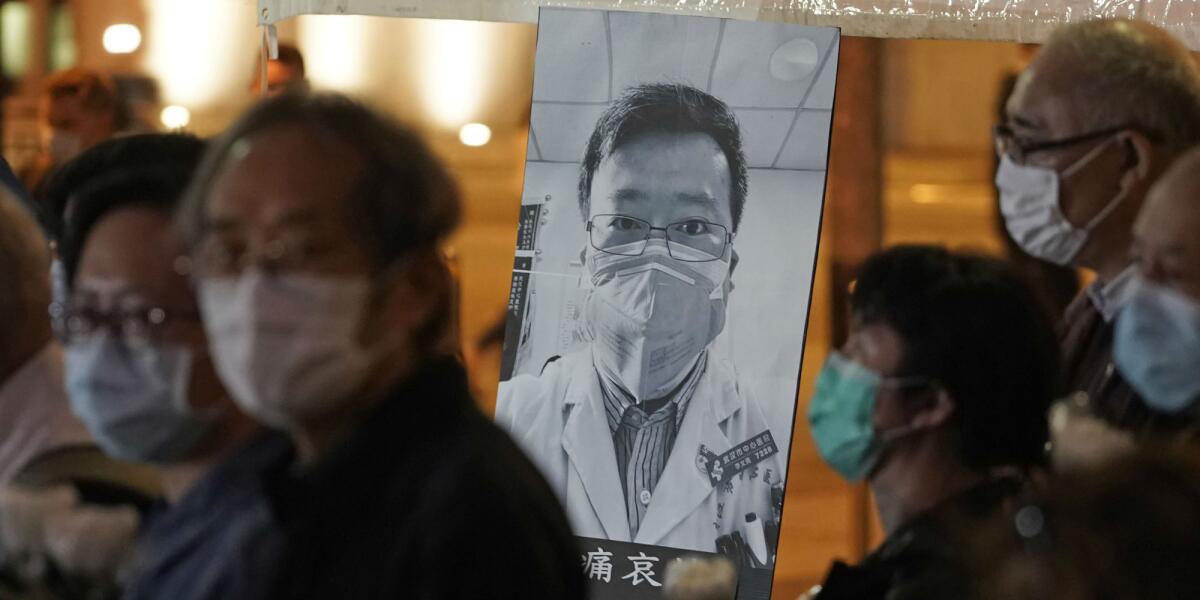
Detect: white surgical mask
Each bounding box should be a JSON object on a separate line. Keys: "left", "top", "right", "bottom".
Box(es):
{"left": 198, "top": 270, "right": 375, "bottom": 429}
{"left": 65, "top": 334, "right": 216, "bottom": 463}
{"left": 46, "top": 131, "right": 83, "bottom": 165}
{"left": 996, "top": 138, "right": 1124, "bottom": 266}
{"left": 1113, "top": 278, "right": 1200, "bottom": 414}
{"left": 583, "top": 241, "right": 729, "bottom": 401}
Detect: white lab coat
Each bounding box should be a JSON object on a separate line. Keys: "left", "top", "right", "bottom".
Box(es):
{"left": 496, "top": 348, "right": 784, "bottom": 559}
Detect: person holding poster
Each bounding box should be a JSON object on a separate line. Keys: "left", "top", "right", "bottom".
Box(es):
{"left": 498, "top": 83, "right": 784, "bottom": 563}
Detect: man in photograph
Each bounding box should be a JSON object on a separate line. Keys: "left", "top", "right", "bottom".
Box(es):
{"left": 498, "top": 83, "right": 783, "bottom": 564}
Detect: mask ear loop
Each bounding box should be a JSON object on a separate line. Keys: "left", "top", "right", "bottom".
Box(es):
{"left": 1059, "top": 135, "right": 1128, "bottom": 232}
{"left": 874, "top": 379, "right": 950, "bottom": 445}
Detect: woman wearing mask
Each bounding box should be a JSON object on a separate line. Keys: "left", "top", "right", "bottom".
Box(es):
{"left": 56, "top": 134, "right": 289, "bottom": 599}
{"left": 804, "top": 245, "right": 1060, "bottom": 600}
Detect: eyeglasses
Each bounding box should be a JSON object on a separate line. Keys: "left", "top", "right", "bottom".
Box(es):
{"left": 191, "top": 235, "right": 331, "bottom": 278}
{"left": 54, "top": 303, "right": 199, "bottom": 346}
{"left": 586, "top": 214, "right": 733, "bottom": 263}
{"left": 992, "top": 124, "right": 1142, "bottom": 165}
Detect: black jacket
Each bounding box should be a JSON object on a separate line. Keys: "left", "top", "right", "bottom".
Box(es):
{"left": 266, "top": 358, "right": 586, "bottom": 600}
{"left": 815, "top": 477, "right": 1025, "bottom": 600}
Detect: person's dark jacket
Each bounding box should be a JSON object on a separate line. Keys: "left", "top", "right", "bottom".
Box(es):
{"left": 124, "top": 431, "right": 293, "bottom": 600}
{"left": 263, "top": 357, "right": 586, "bottom": 600}
{"left": 814, "top": 477, "right": 1025, "bottom": 600}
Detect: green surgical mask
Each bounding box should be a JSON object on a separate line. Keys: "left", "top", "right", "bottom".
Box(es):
{"left": 808, "top": 351, "right": 929, "bottom": 482}
{"left": 808, "top": 351, "right": 883, "bottom": 481}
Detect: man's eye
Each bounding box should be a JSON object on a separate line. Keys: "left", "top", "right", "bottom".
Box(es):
{"left": 678, "top": 220, "right": 712, "bottom": 236}
{"left": 610, "top": 217, "right": 641, "bottom": 231}
{"left": 1015, "top": 136, "right": 1040, "bottom": 150}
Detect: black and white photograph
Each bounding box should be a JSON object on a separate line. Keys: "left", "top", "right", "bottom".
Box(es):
{"left": 495, "top": 7, "right": 838, "bottom": 589}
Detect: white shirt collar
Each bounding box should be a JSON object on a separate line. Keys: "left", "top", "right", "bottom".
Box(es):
{"left": 1086, "top": 265, "right": 1138, "bottom": 323}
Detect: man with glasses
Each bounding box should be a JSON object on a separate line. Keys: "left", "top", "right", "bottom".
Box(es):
{"left": 498, "top": 83, "right": 784, "bottom": 562}
{"left": 179, "top": 93, "right": 583, "bottom": 599}
{"left": 995, "top": 19, "right": 1200, "bottom": 432}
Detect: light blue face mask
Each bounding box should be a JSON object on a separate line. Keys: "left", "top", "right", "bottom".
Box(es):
{"left": 65, "top": 334, "right": 217, "bottom": 463}
{"left": 1113, "top": 278, "right": 1200, "bottom": 414}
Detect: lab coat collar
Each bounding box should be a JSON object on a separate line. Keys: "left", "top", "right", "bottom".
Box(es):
{"left": 562, "top": 347, "right": 630, "bottom": 541}
{"left": 561, "top": 347, "right": 742, "bottom": 545}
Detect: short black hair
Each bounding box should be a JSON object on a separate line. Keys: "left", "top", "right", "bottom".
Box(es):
{"left": 58, "top": 134, "right": 205, "bottom": 287}
{"left": 179, "top": 92, "right": 460, "bottom": 268}
{"left": 578, "top": 83, "right": 748, "bottom": 231}
{"left": 851, "top": 245, "right": 1060, "bottom": 469}
{"left": 41, "top": 133, "right": 206, "bottom": 243}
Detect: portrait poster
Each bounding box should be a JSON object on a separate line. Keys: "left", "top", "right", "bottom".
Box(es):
{"left": 495, "top": 8, "right": 837, "bottom": 598}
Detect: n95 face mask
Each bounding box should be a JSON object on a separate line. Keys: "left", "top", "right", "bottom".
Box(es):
{"left": 198, "top": 270, "right": 375, "bottom": 430}
{"left": 65, "top": 334, "right": 215, "bottom": 463}
{"left": 996, "top": 139, "right": 1123, "bottom": 266}
{"left": 584, "top": 242, "right": 729, "bottom": 401}
{"left": 1113, "top": 278, "right": 1200, "bottom": 414}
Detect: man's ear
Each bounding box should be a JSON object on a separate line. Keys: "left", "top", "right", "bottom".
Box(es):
{"left": 725, "top": 248, "right": 739, "bottom": 295}
{"left": 1117, "top": 129, "right": 1155, "bottom": 187}
{"left": 910, "top": 387, "right": 956, "bottom": 429}
{"left": 372, "top": 251, "right": 447, "bottom": 343}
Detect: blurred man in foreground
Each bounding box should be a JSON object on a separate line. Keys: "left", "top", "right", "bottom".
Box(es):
{"left": 180, "top": 93, "right": 584, "bottom": 599}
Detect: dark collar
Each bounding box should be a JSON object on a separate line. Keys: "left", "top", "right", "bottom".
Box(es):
{"left": 266, "top": 357, "right": 473, "bottom": 520}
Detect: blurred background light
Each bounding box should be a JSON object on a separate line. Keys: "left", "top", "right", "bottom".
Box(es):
{"left": 0, "top": 2, "right": 30, "bottom": 79}
{"left": 145, "top": 0, "right": 257, "bottom": 110}
{"left": 160, "top": 105, "right": 190, "bottom": 129}
{"left": 458, "top": 123, "right": 492, "bottom": 146}
{"left": 102, "top": 23, "right": 141, "bottom": 54}
{"left": 420, "top": 19, "right": 493, "bottom": 128}
{"left": 298, "top": 15, "right": 372, "bottom": 93}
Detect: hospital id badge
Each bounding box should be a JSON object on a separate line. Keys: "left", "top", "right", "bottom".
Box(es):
{"left": 697, "top": 430, "right": 779, "bottom": 487}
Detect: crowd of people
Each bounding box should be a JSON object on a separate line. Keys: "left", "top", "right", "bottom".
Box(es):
{"left": 0, "top": 16, "right": 1193, "bottom": 600}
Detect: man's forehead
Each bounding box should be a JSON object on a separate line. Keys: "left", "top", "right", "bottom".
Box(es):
{"left": 1142, "top": 167, "right": 1200, "bottom": 230}
{"left": 1005, "top": 56, "right": 1085, "bottom": 133}
{"left": 598, "top": 132, "right": 731, "bottom": 200}
{"left": 207, "top": 126, "right": 363, "bottom": 221}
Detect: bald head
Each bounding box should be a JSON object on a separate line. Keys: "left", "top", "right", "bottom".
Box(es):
{"left": 1026, "top": 19, "right": 1200, "bottom": 152}
{"left": 0, "top": 188, "right": 52, "bottom": 373}
{"left": 1133, "top": 148, "right": 1200, "bottom": 301}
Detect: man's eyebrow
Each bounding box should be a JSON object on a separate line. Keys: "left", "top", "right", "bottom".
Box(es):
{"left": 203, "top": 208, "right": 321, "bottom": 233}
{"left": 277, "top": 208, "right": 320, "bottom": 226}
{"left": 202, "top": 214, "right": 239, "bottom": 235}
{"left": 610, "top": 188, "right": 647, "bottom": 203}
{"left": 675, "top": 192, "right": 718, "bottom": 207}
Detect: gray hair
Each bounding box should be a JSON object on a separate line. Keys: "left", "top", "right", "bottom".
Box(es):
{"left": 178, "top": 92, "right": 460, "bottom": 268}
{"left": 0, "top": 188, "right": 50, "bottom": 349}
{"left": 1042, "top": 19, "right": 1200, "bottom": 153}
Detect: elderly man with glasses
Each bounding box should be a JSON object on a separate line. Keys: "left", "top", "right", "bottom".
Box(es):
{"left": 994, "top": 18, "right": 1200, "bottom": 433}
{"left": 498, "top": 83, "right": 784, "bottom": 565}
